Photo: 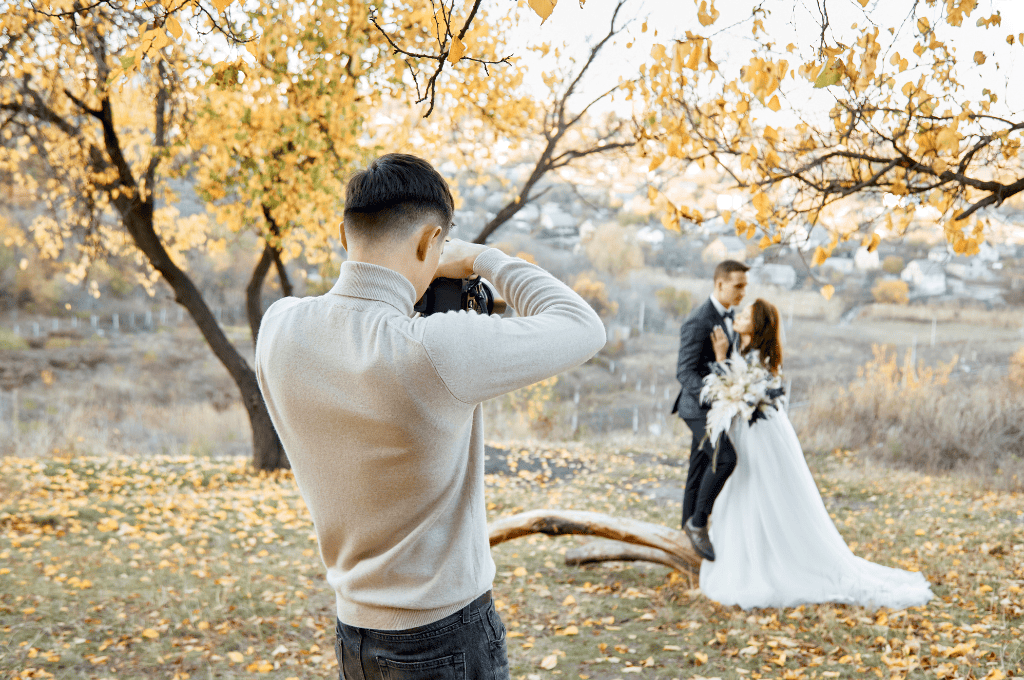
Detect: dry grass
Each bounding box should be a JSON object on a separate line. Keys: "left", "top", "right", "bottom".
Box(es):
{"left": 791, "top": 345, "right": 1024, "bottom": 491}
{"left": 861, "top": 304, "right": 1024, "bottom": 330}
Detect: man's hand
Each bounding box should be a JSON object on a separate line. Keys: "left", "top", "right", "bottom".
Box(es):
{"left": 434, "top": 238, "right": 489, "bottom": 280}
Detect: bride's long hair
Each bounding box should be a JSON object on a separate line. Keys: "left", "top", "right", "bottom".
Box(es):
{"left": 744, "top": 298, "right": 783, "bottom": 374}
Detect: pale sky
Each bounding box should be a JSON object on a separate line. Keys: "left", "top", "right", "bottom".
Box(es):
{"left": 498, "top": 0, "right": 1024, "bottom": 123}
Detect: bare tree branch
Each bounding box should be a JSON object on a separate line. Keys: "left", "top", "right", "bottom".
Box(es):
{"left": 367, "top": 0, "right": 510, "bottom": 117}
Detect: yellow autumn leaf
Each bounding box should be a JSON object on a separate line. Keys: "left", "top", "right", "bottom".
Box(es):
{"left": 447, "top": 37, "right": 466, "bottom": 64}
{"left": 561, "top": 594, "right": 576, "bottom": 606}
{"left": 820, "top": 285, "right": 835, "bottom": 300}
{"left": 863, "top": 233, "right": 881, "bottom": 252}
{"left": 165, "top": 15, "right": 183, "bottom": 40}
{"left": 752, "top": 192, "right": 771, "bottom": 215}
{"left": 528, "top": 0, "right": 557, "bottom": 21}
{"left": 141, "top": 628, "right": 159, "bottom": 639}
{"left": 557, "top": 625, "right": 579, "bottom": 635}
{"left": 696, "top": 0, "right": 720, "bottom": 26}
{"left": 766, "top": 95, "right": 781, "bottom": 111}
{"left": 227, "top": 651, "right": 245, "bottom": 663}
{"left": 211, "top": 0, "right": 232, "bottom": 12}
{"left": 693, "top": 651, "right": 708, "bottom": 665}
{"left": 540, "top": 654, "right": 558, "bottom": 669}
{"left": 513, "top": 566, "right": 527, "bottom": 577}
{"left": 974, "top": 51, "right": 987, "bottom": 64}
{"left": 811, "top": 246, "right": 829, "bottom": 267}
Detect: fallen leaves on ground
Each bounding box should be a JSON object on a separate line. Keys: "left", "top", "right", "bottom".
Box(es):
{"left": 1, "top": 443, "right": 1022, "bottom": 679}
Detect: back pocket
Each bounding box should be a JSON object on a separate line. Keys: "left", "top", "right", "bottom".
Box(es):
{"left": 377, "top": 652, "right": 466, "bottom": 680}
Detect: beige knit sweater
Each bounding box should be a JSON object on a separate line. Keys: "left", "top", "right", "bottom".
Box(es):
{"left": 255, "top": 249, "right": 605, "bottom": 630}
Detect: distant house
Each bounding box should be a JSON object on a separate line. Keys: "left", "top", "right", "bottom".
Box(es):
{"left": 962, "top": 284, "right": 1005, "bottom": 305}
{"left": 702, "top": 236, "right": 749, "bottom": 263}
{"left": 927, "top": 244, "right": 951, "bottom": 263}
{"left": 946, "top": 255, "right": 994, "bottom": 282}
{"left": 854, "top": 246, "right": 880, "bottom": 271}
{"left": 901, "top": 259, "right": 947, "bottom": 296}
{"left": 821, "top": 256, "right": 854, "bottom": 274}
{"left": 749, "top": 263, "right": 797, "bottom": 289}
{"left": 539, "top": 204, "right": 576, "bottom": 229}
{"left": 976, "top": 241, "right": 1000, "bottom": 263}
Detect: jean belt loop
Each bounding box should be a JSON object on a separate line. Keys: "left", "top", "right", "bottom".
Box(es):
{"left": 462, "top": 600, "right": 472, "bottom": 625}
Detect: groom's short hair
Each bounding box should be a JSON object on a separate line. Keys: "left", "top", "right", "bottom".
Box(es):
{"left": 344, "top": 154, "right": 454, "bottom": 244}
{"left": 713, "top": 260, "right": 750, "bottom": 281}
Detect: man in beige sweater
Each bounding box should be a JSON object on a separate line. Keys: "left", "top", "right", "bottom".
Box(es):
{"left": 255, "top": 154, "right": 606, "bottom": 680}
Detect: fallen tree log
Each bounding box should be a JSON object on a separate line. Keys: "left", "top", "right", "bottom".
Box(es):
{"left": 487, "top": 509, "right": 701, "bottom": 574}
{"left": 564, "top": 539, "right": 696, "bottom": 573}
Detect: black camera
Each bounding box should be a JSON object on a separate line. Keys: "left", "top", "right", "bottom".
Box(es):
{"left": 415, "top": 277, "right": 503, "bottom": 316}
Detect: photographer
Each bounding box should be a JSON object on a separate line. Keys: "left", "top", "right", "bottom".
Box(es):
{"left": 255, "top": 153, "right": 605, "bottom": 680}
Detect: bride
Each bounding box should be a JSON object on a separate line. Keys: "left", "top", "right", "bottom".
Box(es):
{"left": 698, "top": 298, "right": 933, "bottom": 611}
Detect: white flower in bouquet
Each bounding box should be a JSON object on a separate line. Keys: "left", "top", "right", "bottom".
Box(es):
{"left": 699, "top": 351, "right": 786, "bottom": 470}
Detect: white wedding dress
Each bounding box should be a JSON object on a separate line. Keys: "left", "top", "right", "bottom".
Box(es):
{"left": 699, "top": 407, "right": 933, "bottom": 611}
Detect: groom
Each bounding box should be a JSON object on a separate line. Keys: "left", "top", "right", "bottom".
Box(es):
{"left": 671, "top": 260, "right": 749, "bottom": 561}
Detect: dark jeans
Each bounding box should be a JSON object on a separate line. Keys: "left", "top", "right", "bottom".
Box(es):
{"left": 334, "top": 591, "right": 509, "bottom": 680}
{"left": 682, "top": 417, "right": 737, "bottom": 528}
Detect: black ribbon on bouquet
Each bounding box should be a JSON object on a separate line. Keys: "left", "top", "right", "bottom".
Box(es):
{"left": 700, "top": 385, "right": 786, "bottom": 473}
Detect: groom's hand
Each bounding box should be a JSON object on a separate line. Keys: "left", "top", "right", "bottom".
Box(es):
{"left": 711, "top": 326, "right": 730, "bottom": 362}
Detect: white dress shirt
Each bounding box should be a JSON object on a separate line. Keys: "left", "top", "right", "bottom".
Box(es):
{"left": 709, "top": 294, "right": 736, "bottom": 349}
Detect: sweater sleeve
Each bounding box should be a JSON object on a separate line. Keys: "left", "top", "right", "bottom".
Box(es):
{"left": 421, "top": 249, "right": 606, "bottom": 405}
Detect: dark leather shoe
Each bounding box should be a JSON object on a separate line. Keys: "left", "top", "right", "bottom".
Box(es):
{"left": 684, "top": 518, "right": 716, "bottom": 561}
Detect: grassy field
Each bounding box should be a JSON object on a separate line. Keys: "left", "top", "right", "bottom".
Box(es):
{"left": 2, "top": 443, "right": 1022, "bottom": 680}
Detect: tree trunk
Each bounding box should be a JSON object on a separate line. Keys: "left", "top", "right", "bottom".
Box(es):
{"left": 271, "top": 245, "right": 293, "bottom": 297}
{"left": 246, "top": 242, "right": 275, "bottom": 346}
{"left": 122, "top": 203, "right": 288, "bottom": 471}
{"left": 246, "top": 239, "right": 292, "bottom": 347}
{"left": 472, "top": 196, "right": 532, "bottom": 244}
{"left": 261, "top": 204, "right": 294, "bottom": 297}
{"left": 487, "top": 509, "right": 701, "bottom": 574}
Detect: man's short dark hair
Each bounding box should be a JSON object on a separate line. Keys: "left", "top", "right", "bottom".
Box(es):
{"left": 344, "top": 154, "right": 454, "bottom": 244}
{"left": 713, "top": 260, "right": 750, "bottom": 282}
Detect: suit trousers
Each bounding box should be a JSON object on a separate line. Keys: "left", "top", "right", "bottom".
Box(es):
{"left": 682, "top": 417, "right": 737, "bottom": 529}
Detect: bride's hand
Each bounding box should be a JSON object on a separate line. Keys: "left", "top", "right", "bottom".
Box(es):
{"left": 711, "top": 326, "right": 730, "bottom": 362}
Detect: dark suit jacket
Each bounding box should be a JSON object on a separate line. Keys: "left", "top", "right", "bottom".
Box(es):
{"left": 671, "top": 297, "right": 734, "bottom": 420}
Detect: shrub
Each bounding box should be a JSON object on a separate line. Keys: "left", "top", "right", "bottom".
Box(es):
{"left": 304, "top": 260, "right": 340, "bottom": 297}
{"left": 1010, "top": 346, "right": 1024, "bottom": 391}
{"left": 584, "top": 223, "right": 644, "bottom": 278}
{"left": 14, "top": 266, "right": 61, "bottom": 314}
{"left": 0, "top": 327, "right": 28, "bottom": 350}
{"left": 572, "top": 272, "right": 618, "bottom": 318}
{"left": 655, "top": 286, "right": 692, "bottom": 319}
{"left": 872, "top": 279, "right": 909, "bottom": 304}
{"left": 881, "top": 255, "right": 905, "bottom": 274}
{"left": 505, "top": 375, "right": 559, "bottom": 437}
{"left": 791, "top": 345, "right": 1024, "bottom": 490}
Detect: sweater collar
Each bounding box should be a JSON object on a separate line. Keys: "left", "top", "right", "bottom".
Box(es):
{"left": 330, "top": 261, "right": 417, "bottom": 316}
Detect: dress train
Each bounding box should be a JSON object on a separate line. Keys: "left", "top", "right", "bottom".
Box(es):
{"left": 699, "top": 408, "right": 933, "bottom": 611}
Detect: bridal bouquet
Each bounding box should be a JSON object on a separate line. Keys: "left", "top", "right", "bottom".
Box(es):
{"left": 700, "top": 352, "right": 785, "bottom": 468}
